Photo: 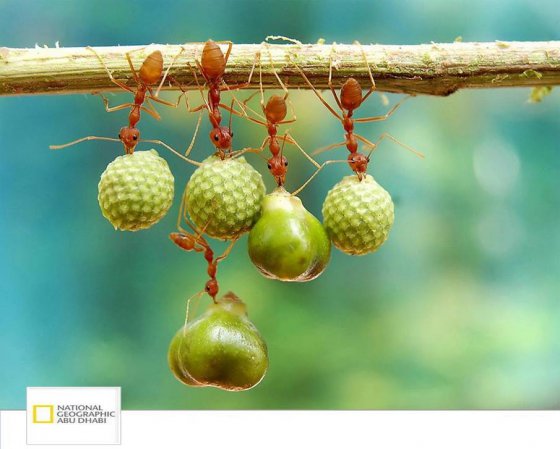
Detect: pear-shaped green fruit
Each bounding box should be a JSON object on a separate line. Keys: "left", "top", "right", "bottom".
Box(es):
{"left": 248, "top": 188, "right": 331, "bottom": 282}
{"left": 168, "top": 292, "right": 268, "bottom": 392}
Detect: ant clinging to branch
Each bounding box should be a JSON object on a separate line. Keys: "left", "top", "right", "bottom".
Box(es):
{"left": 290, "top": 42, "right": 423, "bottom": 193}
{"left": 182, "top": 40, "right": 257, "bottom": 160}
{"left": 235, "top": 42, "right": 321, "bottom": 188}
{"left": 50, "top": 47, "right": 199, "bottom": 166}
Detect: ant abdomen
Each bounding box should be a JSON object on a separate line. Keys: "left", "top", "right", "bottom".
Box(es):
{"left": 139, "top": 50, "right": 164, "bottom": 85}
{"left": 201, "top": 40, "right": 226, "bottom": 79}
{"left": 169, "top": 232, "right": 197, "bottom": 251}
{"left": 265, "top": 95, "right": 288, "bottom": 124}
{"left": 340, "top": 78, "right": 363, "bottom": 111}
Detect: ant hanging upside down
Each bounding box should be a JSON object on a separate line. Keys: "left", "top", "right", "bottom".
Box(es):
{"left": 289, "top": 42, "right": 423, "bottom": 194}
{"left": 169, "top": 194, "right": 237, "bottom": 304}
{"left": 49, "top": 47, "right": 200, "bottom": 166}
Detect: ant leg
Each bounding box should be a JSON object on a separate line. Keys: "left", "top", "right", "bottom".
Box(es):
{"left": 226, "top": 91, "right": 266, "bottom": 123}
{"left": 220, "top": 46, "right": 258, "bottom": 91}
{"left": 282, "top": 133, "right": 321, "bottom": 168}
{"left": 216, "top": 238, "right": 238, "bottom": 264}
{"left": 277, "top": 117, "right": 297, "bottom": 125}
{"left": 96, "top": 94, "right": 134, "bottom": 113}
{"left": 363, "top": 132, "right": 424, "bottom": 159}
{"left": 241, "top": 90, "right": 261, "bottom": 109}
{"left": 262, "top": 41, "right": 290, "bottom": 99}
{"left": 141, "top": 100, "right": 162, "bottom": 120}
{"left": 96, "top": 91, "right": 162, "bottom": 120}
{"left": 87, "top": 46, "right": 135, "bottom": 94}
{"left": 139, "top": 139, "right": 201, "bottom": 166}
{"left": 49, "top": 136, "right": 121, "bottom": 150}
{"left": 231, "top": 136, "right": 270, "bottom": 158}
{"left": 186, "top": 101, "right": 208, "bottom": 114}
{"left": 189, "top": 62, "right": 212, "bottom": 113}
{"left": 327, "top": 43, "right": 345, "bottom": 112}
{"left": 355, "top": 40, "right": 377, "bottom": 105}
{"left": 155, "top": 46, "right": 185, "bottom": 97}
{"left": 364, "top": 133, "right": 424, "bottom": 159}
{"left": 353, "top": 95, "right": 411, "bottom": 123}
{"left": 146, "top": 91, "right": 185, "bottom": 108}
{"left": 258, "top": 48, "right": 266, "bottom": 114}
{"left": 218, "top": 101, "right": 265, "bottom": 123}
{"left": 183, "top": 291, "right": 205, "bottom": 327}
{"left": 183, "top": 111, "right": 203, "bottom": 158}
{"left": 291, "top": 160, "right": 349, "bottom": 196}
{"left": 123, "top": 50, "right": 145, "bottom": 89}
{"left": 232, "top": 91, "right": 266, "bottom": 124}
{"left": 209, "top": 41, "right": 233, "bottom": 64}
{"left": 289, "top": 54, "right": 343, "bottom": 121}
{"left": 176, "top": 188, "right": 188, "bottom": 235}
{"left": 311, "top": 140, "right": 347, "bottom": 156}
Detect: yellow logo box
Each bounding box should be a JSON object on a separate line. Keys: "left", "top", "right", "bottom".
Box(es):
{"left": 32, "top": 405, "right": 54, "bottom": 424}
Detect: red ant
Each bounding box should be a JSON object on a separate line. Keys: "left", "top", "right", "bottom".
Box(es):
{"left": 290, "top": 42, "right": 423, "bottom": 193}
{"left": 170, "top": 196, "right": 236, "bottom": 303}
{"left": 50, "top": 47, "right": 200, "bottom": 165}
{"left": 184, "top": 40, "right": 256, "bottom": 159}
{"left": 236, "top": 44, "right": 320, "bottom": 187}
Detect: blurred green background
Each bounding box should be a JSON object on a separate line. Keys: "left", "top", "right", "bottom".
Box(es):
{"left": 0, "top": 0, "right": 559, "bottom": 410}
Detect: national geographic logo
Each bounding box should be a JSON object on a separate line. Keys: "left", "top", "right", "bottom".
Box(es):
{"left": 27, "top": 387, "right": 121, "bottom": 444}
{"left": 32, "top": 403, "right": 117, "bottom": 425}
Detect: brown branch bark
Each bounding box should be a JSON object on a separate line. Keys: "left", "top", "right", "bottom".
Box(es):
{"left": 0, "top": 41, "right": 558, "bottom": 97}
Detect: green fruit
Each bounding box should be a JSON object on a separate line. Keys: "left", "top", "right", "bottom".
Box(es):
{"left": 168, "top": 292, "right": 268, "bottom": 391}
{"left": 185, "top": 155, "right": 266, "bottom": 240}
{"left": 98, "top": 150, "right": 174, "bottom": 231}
{"left": 248, "top": 188, "right": 331, "bottom": 281}
{"left": 322, "top": 174, "right": 394, "bottom": 255}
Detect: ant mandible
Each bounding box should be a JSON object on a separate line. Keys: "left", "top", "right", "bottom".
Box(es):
{"left": 291, "top": 42, "right": 423, "bottom": 189}
{"left": 236, "top": 43, "right": 320, "bottom": 187}
{"left": 50, "top": 47, "right": 200, "bottom": 165}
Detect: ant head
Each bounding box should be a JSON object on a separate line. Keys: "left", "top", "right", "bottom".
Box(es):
{"left": 340, "top": 78, "right": 363, "bottom": 111}
{"left": 267, "top": 156, "right": 288, "bottom": 186}
{"left": 205, "top": 279, "right": 219, "bottom": 299}
{"left": 209, "top": 126, "right": 232, "bottom": 151}
{"left": 348, "top": 152, "right": 368, "bottom": 177}
{"left": 118, "top": 126, "right": 140, "bottom": 154}
{"left": 265, "top": 95, "right": 288, "bottom": 124}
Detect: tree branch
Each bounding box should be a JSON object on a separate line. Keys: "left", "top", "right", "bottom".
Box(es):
{"left": 0, "top": 41, "right": 558, "bottom": 97}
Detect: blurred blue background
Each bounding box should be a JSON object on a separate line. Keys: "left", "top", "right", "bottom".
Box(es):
{"left": 0, "top": 0, "right": 559, "bottom": 409}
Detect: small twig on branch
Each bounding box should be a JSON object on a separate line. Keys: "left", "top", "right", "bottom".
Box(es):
{"left": 0, "top": 41, "right": 558, "bottom": 97}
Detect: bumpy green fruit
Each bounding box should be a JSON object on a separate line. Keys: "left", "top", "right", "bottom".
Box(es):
{"left": 186, "top": 155, "right": 265, "bottom": 240}
{"left": 168, "top": 292, "right": 268, "bottom": 391}
{"left": 322, "top": 174, "right": 394, "bottom": 255}
{"left": 248, "top": 188, "right": 331, "bottom": 281}
{"left": 98, "top": 150, "right": 174, "bottom": 231}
